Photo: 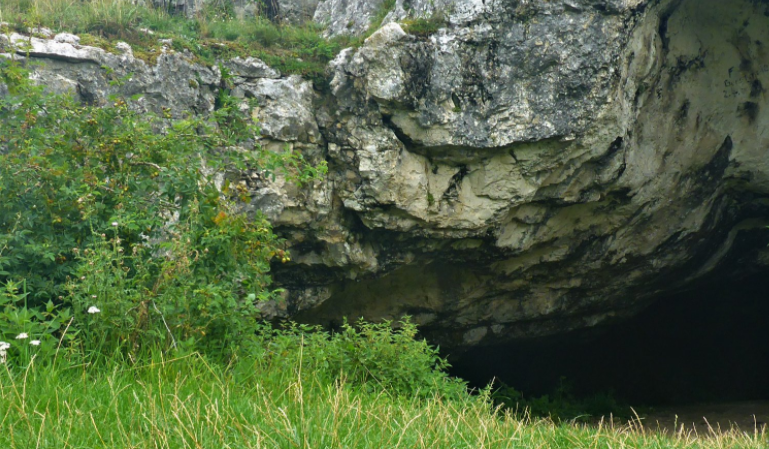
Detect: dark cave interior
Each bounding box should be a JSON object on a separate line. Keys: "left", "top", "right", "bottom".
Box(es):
{"left": 449, "top": 270, "right": 769, "bottom": 407}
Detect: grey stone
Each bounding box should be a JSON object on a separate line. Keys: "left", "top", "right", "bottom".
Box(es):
{"left": 314, "top": 0, "right": 386, "bottom": 36}
{"left": 28, "top": 27, "right": 53, "bottom": 38}
{"left": 10, "top": 0, "right": 769, "bottom": 352}
{"left": 115, "top": 42, "right": 133, "bottom": 58}
{"left": 223, "top": 57, "right": 281, "bottom": 80}
{"left": 287, "top": 0, "right": 769, "bottom": 350}
{"left": 53, "top": 33, "right": 80, "bottom": 45}
{"left": 276, "top": 0, "right": 322, "bottom": 24}
{"left": 2, "top": 31, "right": 219, "bottom": 116}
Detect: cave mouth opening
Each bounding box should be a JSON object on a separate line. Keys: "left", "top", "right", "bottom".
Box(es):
{"left": 449, "top": 271, "right": 769, "bottom": 408}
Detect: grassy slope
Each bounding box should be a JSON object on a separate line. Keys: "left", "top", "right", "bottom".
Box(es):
{"left": 1, "top": 355, "right": 766, "bottom": 449}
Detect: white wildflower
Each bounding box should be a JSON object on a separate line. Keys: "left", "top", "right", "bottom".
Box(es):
{"left": 88, "top": 306, "right": 101, "bottom": 314}
{"left": 91, "top": 295, "right": 97, "bottom": 299}
{"left": 112, "top": 222, "right": 119, "bottom": 227}
{"left": 30, "top": 340, "right": 41, "bottom": 346}
{"left": 15, "top": 333, "right": 28, "bottom": 340}
{"left": 0, "top": 341, "right": 8, "bottom": 364}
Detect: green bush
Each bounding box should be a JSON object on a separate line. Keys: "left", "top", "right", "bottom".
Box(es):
{"left": 0, "top": 60, "right": 324, "bottom": 363}
{"left": 251, "top": 318, "right": 468, "bottom": 399}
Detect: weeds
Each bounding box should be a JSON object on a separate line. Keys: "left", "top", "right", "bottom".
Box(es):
{"left": 402, "top": 12, "right": 446, "bottom": 37}
{"left": 370, "top": 0, "right": 397, "bottom": 34}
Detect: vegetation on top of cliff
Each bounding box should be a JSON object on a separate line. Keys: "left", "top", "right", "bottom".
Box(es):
{"left": 368, "top": 0, "right": 397, "bottom": 36}
{"left": 0, "top": 0, "right": 445, "bottom": 84}
{"left": 401, "top": 13, "right": 447, "bottom": 38}
{"left": 0, "top": 0, "right": 346, "bottom": 83}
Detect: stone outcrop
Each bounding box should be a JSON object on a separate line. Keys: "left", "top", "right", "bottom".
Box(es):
{"left": 0, "top": 31, "right": 220, "bottom": 117}
{"left": 2, "top": 0, "right": 769, "bottom": 351}
{"left": 313, "top": 0, "right": 387, "bottom": 36}
{"left": 286, "top": 0, "right": 769, "bottom": 349}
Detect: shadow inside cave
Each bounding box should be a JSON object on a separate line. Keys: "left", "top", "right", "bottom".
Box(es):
{"left": 449, "top": 271, "right": 769, "bottom": 408}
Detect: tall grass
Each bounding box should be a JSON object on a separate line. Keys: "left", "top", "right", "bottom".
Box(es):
{"left": 0, "top": 0, "right": 145, "bottom": 35}
{"left": 2, "top": 351, "right": 766, "bottom": 448}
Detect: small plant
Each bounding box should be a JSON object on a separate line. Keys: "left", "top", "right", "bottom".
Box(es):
{"left": 401, "top": 12, "right": 446, "bottom": 37}
{"left": 0, "top": 280, "right": 70, "bottom": 366}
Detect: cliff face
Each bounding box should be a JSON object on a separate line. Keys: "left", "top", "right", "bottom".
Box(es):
{"left": 3, "top": 0, "right": 769, "bottom": 350}
{"left": 289, "top": 0, "right": 769, "bottom": 348}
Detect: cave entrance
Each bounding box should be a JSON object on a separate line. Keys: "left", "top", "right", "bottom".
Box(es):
{"left": 449, "top": 271, "right": 769, "bottom": 412}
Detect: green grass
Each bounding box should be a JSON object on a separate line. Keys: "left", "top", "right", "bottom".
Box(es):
{"left": 369, "top": 0, "right": 397, "bottom": 34}
{"left": 0, "top": 0, "right": 343, "bottom": 83}
{"left": 2, "top": 352, "right": 766, "bottom": 448}
{"left": 402, "top": 13, "right": 446, "bottom": 38}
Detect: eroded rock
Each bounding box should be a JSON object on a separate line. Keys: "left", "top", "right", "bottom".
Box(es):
{"left": 285, "top": 0, "right": 769, "bottom": 351}
{"left": 5, "top": 0, "right": 769, "bottom": 352}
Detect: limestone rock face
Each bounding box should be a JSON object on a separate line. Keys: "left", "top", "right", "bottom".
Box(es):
{"left": 0, "top": 32, "right": 221, "bottom": 117}
{"left": 289, "top": 0, "right": 769, "bottom": 349}
{"left": 314, "top": 0, "right": 386, "bottom": 36}
{"left": 4, "top": 0, "right": 769, "bottom": 351}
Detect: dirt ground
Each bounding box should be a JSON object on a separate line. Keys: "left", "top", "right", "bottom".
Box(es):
{"left": 632, "top": 401, "right": 769, "bottom": 434}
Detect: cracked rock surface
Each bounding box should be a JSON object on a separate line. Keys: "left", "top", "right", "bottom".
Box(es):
{"left": 287, "top": 0, "right": 769, "bottom": 349}
{"left": 3, "top": 0, "right": 769, "bottom": 351}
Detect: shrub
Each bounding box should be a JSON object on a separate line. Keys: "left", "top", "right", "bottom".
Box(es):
{"left": 0, "top": 60, "right": 324, "bottom": 363}
{"left": 251, "top": 318, "right": 468, "bottom": 399}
